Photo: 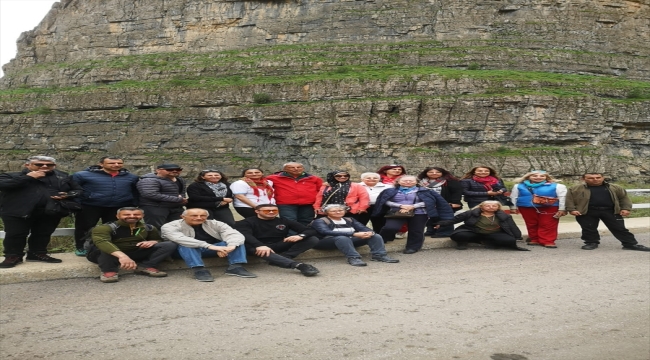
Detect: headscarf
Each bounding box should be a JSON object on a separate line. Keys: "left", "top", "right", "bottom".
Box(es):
{"left": 321, "top": 171, "right": 352, "bottom": 207}
{"left": 472, "top": 175, "right": 499, "bottom": 190}
{"left": 243, "top": 176, "right": 274, "bottom": 201}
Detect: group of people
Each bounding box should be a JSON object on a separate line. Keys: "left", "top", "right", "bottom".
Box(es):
{"left": 1, "top": 156, "right": 647, "bottom": 282}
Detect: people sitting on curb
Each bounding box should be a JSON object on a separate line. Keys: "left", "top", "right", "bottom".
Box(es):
{"left": 437, "top": 201, "right": 529, "bottom": 251}
{"left": 0, "top": 156, "right": 83, "bottom": 269}
{"left": 161, "top": 208, "right": 256, "bottom": 282}
{"left": 311, "top": 204, "right": 399, "bottom": 267}
{"left": 234, "top": 204, "right": 320, "bottom": 277}
{"left": 87, "top": 207, "right": 177, "bottom": 283}
{"left": 566, "top": 173, "right": 650, "bottom": 252}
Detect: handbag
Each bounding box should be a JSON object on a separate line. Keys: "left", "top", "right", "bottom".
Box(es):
{"left": 527, "top": 187, "right": 558, "bottom": 206}
{"left": 384, "top": 208, "right": 415, "bottom": 218}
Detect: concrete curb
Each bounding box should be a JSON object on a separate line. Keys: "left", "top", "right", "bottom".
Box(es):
{"left": 1, "top": 217, "right": 648, "bottom": 285}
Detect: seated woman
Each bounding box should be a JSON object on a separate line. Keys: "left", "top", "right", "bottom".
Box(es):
{"left": 459, "top": 166, "right": 510, "bottom": 208}
{"left": 313, "top": 170, "right": 369, "bottom": 221}
{"left": 356, "top": 172, "right": 389, "bottom": 232}
{"left": 186, "top": 170, "right": 235, "bottom": 226}
{"left": 510, "top": 170, "right": 567, "bottom": 248}
{"left": 417, "top": 166, "right": 463, "bottom": 238}
{"left": 311, "top": 204, "right": 399, "bottom": 267}
{"left": 230, "top": 168, "right": 276, "bottom": 219}
{"left": 438, "top": 200, "right": 529, "bottom": 251}
{"left": 372, "top": 175, "right": 455, "bottom": 254}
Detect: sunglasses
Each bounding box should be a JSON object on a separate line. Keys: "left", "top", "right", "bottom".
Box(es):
{"left": 258, "top": 209, "right": 278, "bottom": 213}
{"left": 163, "top": 169, "right": 183, "bottom": 171}
{"left": 334, "top": 175, "right": 349, "bottom": 178}
{"left": 32, "top": 163, "right": 56, "bottom": 167}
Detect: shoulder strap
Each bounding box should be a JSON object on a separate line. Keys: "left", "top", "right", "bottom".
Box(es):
{"left": 107, "top": 222, "right": 120, "bottom": 234}
{"left": 321, "top": 217, "right": 331, "bottom": 225}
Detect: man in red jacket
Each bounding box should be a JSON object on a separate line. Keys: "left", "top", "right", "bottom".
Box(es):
{"left": 267, "top": 162, "right": 323, "bottom": 226}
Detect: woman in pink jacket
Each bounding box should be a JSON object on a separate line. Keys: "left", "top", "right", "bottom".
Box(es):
{"left": 314, "top": 171, "right": 370, "bottom": 221}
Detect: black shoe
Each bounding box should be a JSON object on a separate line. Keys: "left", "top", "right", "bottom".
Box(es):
{"left": 455, "top": 244, "right": 468, "bottom": 250}
{"left": 25, "top": 253, "right": 62, "bottom": 263}
{"left": 347, "top": 257, "right": 367, "bottom": 267}
{"left": 0, "top": 256, "right": 23, "bottom": 268}
{"left": 225, "top": 266, "right": 257, "bottom": 278}
{"left": 622, "top": 244, "right": 650, "bottom": 252}
{"left": 296, "top": 263, "right": 320, "bottom": 277}
{"left": 193, "top": 268, "right": 214, "bottom": 282}
{"left": 432, "top": 234, "right": 451, "bottom": 238}
{"left": 514, "top": 246, "right": 531, "bottom": 251}
{"left": 581, "top": 243, "right": 599, "bottom": 250}
{"left": 371, "top": 255, "right": 399, "bottom": 263}
{"left": 402, "top": 248, "right": 418, "bottom": 254}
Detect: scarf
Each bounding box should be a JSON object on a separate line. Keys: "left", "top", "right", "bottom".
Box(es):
{"left": 380, "top": 175, "right": 399, "bottom": 184}
{"left": 398, "top": 186, "right": 418, "bottom": 194}
{"left": 206, "top": 181, "right": 228, "bottom": 198}
{"left": 420, "top": 178, "right": 446, "bottom": 194}
{"left": 322, "top": 171, "right": 351, "bottom": 206}
{"left": 243, "top": 177, "right": 274, "bottom": 200}
{"left": 472, "top": 175, "right": 499, "bottom": 191}
{"left": 523, "top": 180, "right": 547, "bottom": 188}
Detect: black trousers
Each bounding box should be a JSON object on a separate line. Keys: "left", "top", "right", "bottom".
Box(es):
{"left": 95, "top": 242, "right": 177, "bottom": 272}
{"left": 73, "top": 205, "right": 122, "bottom": 249}
{"left": 2, "top": 212, "right": 63, "bottom": 256}
{"left": 451, "top": 231, "right": 518, "bottom": 249}
{"left": 575, "top": 208, "right": 637, "bottom": 246}
{"left": 379, "top": 214, "right": 428, "bottom": 251}
{"left": 207, "top": 206, "right": 236, "bottom": 227}
{"left": 355, "top": 205, "right": 386, "bottom": 232}
{"left": 245, "top": 236, "right": 319, "bottom": 268}
{"left": 234, "top": 207, "right": 257, "bottom": 219}
{"left": 140, "top": 206, "right": 184, "bottom": 229}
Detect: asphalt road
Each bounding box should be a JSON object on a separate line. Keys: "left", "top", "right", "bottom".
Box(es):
{"left": 1, "top": 234, "right": 649, "bottom": 360}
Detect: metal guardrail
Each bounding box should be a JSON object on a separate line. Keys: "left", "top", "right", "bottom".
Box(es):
{"left": 1, "top": 190, "right": 648, "bottom": 239}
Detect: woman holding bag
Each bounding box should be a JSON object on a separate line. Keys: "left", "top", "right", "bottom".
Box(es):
{"left": 510, "top": 170, "right": 567, "bottom": 248}
{"left": 372, "top": 175, "right": 454, "bottom": 254}
{"left": 313, "top": 170, "right": 369, "bottom": 221}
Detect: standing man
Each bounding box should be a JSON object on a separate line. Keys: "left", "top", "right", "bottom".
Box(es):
{"left": 0, "top": 156, "right": 82, "bottom": 268}
{"left": 267, "top": 162, "right": 322, "bottom": 226}
{"left": 88, "top": 207, "right": 177, "bottom": 283}
{"left": 162, "top": 208, "right": 255, "bottom": 282}
{"left": 72, "top": 156, "right": 140, "bottom": 256}
{"left": 566, "top": 173, "right": 649, "bottom": 251}
{"left": 234, "top": 204, "right": 320, "bottom": 277}
{"left": 137, "top": 164, "right": 187, "bottom": 228}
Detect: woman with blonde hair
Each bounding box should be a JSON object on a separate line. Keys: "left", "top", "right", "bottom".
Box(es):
{"left": 510, "top": 170, "right": 567, "bottom": 248}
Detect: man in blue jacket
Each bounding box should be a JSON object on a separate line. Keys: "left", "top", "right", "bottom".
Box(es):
{"left": 72, "top": 157, "right": 140, "bottom": 256}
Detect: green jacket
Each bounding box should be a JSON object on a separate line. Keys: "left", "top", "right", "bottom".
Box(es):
{"left": 92, "top": 220, "right": 161, "bottom": 254}
{"left": 565, "top": 182, "right": 632, "bottom": 215}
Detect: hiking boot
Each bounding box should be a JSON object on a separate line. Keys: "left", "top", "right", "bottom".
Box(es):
{"left": 622, "top": 244, "right": 650, "bottom": 252}
{"left": 100, "top": 272, "right": 119, "bottom": 283}
{"left": 371, "top": 255, "right": 399, "bottom": 263}
{"left": 225, "top": 266, "right": 257, "bottom": 278}
{"left": 74, "top": 248, "right": 88, "bottom": 256}
{"left": 135, "top": 267, "right": 167, "bottom": 277}
{"left": 25, "top": 253, "right": 62, "bottom": 263}
{"left": 194, "top": 268, "right": 214, "bottom": 282}
{"left": 581, "top": 243, "right": 599, "bottom": 250}
{"left": 296, "top": 263, "right": 320, "bottom": 277}
{"left": 0, "top": 256, "right": 23, "bottom": 268}
{"left": 347, "top": 257, "right": 367, "bottom": 267}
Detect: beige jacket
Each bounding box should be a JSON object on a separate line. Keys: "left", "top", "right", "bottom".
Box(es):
{"left": 161, "top": 219, "right": 245, "bottom": 248}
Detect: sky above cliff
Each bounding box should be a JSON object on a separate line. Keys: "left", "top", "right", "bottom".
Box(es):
{"left": 0, "top": 0, "right": 57, "bottom": 77}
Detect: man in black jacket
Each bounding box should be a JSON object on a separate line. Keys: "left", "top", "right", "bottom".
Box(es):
{"left": 136, "top": 163, "right": 187, "bottom": 228}
{"left": 0, "top": 156, "right": 82, "bottom": 268}
{"left": 234, "top": 204, "right": 320, "bottom": 276}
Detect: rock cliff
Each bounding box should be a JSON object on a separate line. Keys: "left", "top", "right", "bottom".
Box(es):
{"left": 1, "top": 0, "right": 648, "bottom": 181}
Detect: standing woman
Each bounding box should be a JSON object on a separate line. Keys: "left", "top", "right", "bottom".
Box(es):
{"left": 377, "top": 164, "right": 407, "bottom": 185}
{"left": 186, "top": 170, "right": 235, "bottom": 226}
{"left": 230, "top": 168, "right": 275, "bottom": 219}
{"left": 417, "top": 167, "right": 463, "bottom": 237}
{"left": 460, "top": 166, "right": 509, "bottom": 208}
{"left": 438, "top": 201, "right": 529, "bottom": 251}
{"left": 373, "top": 175, "right": 454, "bottom": 254}
{"left": 510, "top": 170, "right": 567, "bottom": 248}
{"left": 313, "top": 171, "right": 369, "bottom": 221}
{"left": 356, "top": 172, "right": 389, "bottom": 232}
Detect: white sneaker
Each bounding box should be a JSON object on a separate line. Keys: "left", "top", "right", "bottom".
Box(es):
{"left": 395, "top": 232, "right": 406, "bottom": 239}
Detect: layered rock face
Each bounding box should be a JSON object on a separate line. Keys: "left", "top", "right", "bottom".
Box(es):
{"left": 0, "top": 0, "right": 648, "bottom": 181}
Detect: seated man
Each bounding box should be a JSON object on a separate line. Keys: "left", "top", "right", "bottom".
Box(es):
{"left": 161, "top": 208, "right": 256, "bottom": 282}
{"left": 310, "top": 204, "right": 399, "bottom": 267}
{"left": 234, "top": 204, "right": 320, "bottom": 277}
{"left": 88, "top": 207, "right": 177, "bottom": 283}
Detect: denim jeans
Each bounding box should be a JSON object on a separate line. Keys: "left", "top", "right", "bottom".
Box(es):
{"left": 315, "top": 234, "right": 387, "bottom": 258}
{"left": 176, "top": 241, "right": 248, "bottom": 268}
